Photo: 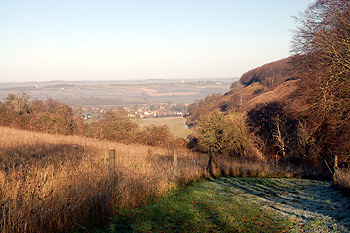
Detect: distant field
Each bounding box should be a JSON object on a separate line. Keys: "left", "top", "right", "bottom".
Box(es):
{"left": 0, "top": 79, "right": 236, "bottom": 106}
{"left": 135, "top": 117, "right": 191, "bottom": 139}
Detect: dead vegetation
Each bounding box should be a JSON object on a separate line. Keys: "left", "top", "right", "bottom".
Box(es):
{"left": 0, "top": 126, "right": 209, "bottom": 232}
{"left": 0, "top": 126, "right": 312, "bottom": 233}
{"left": 332, "top": 169, "right": 350, "bottom": 196}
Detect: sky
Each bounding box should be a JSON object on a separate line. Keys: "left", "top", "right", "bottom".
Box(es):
{"left": 0, "top": 0, "right": 314, "bottom": 83}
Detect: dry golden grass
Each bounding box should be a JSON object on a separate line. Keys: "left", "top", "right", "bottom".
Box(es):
{"left": 216, "top": 155, "right": 326, "bottom": 180}
{"left": 0, "top": 126, "right": 209, "bottom": 233}
{"left": 332, "top": 169, "right": 350, "bottom": 195}
{"left": 0, "top": 126, "right": 314, "bottom": 232}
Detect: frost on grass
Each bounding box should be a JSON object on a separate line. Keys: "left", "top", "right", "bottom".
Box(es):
{"left": 209, "top": 177, "right": 350, "bottom": 233}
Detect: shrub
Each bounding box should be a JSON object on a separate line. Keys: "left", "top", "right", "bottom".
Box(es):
{"left": 86, "top": 110, "right": 139, "bottom": 142}
{"left": 0, "top": 95, "right": 85, "bottom": 135}
{"left": 29, "top": 99, "right": 84, "bottom": 135}
{"left": 332, "top": 169, "right": 350, "bottom": 196}
{"left": 136, "top": 125, "right": 175, "bottom": 147}
{"left": 190, "top": 109, "right": 252, "bottom": 157}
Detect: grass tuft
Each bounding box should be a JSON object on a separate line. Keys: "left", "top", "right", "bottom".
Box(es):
{"left": 332, "top": 169, "right": 350, "bottom": 196}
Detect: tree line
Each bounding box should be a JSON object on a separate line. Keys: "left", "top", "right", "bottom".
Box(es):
{"left": 0, "top": 93, "right": 185, "bottom": 148}
{"left": 187, "top": 0, "right": 350, "bottom": 175}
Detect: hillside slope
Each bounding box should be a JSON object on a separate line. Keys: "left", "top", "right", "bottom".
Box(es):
{"left": 186, "top": 57, "right": 298, "bottom": 126}
{"left": 239, "top": 57, "right": 295, "bottom": 87}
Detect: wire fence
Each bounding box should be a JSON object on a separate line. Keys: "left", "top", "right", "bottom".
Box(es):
{"left": 0, "top": 147, "right": 212, "bottom": 233}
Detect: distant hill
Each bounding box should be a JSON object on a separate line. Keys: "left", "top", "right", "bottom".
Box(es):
{"left": 239, "top": 57, "right": 296, "bottom": 87}
{"left": 186, "top": 57, "right": 299, "bottom": 126}
{"left": 0, "top": 78, "right": 238, "bottom": 106}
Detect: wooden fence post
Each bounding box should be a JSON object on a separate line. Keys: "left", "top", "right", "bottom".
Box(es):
{"left": 8, "top": 186, "right": 11, "bottom": 232}
{"left": 109, "top": 149, "right": 116, "bottom": 190}
{"left": 173, "top": 148, "right": 178, "bottom": 173}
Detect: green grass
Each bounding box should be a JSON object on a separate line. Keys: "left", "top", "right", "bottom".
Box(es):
{"left": 136, "top": 117, "right": 191, "bottom": 139}
{"left": 96, "top": 178, "right": 293, "bottom": 233}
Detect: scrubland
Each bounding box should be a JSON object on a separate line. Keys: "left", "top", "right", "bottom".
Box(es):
{"left": 0, "top": 126, "right": 321, "bottom": 233}
{"left": 0, "top": 126, "right": 209, "bottom": 233}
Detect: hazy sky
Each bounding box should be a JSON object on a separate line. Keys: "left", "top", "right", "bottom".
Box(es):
{"left": 0, "top": 0, "right": 314, "bottom": 83}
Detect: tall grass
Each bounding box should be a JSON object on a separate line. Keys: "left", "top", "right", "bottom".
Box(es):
{"left": 0, "top": 126, "right": 209, "bottom": 233}
{"left": 0, "top": 126, "right": 327, "bottom": 232}
{"left": 216, "top": 156, "right": 326, "bottom": 179}
{"left": 332, "top": 169, "right": 350, "bottom": 195}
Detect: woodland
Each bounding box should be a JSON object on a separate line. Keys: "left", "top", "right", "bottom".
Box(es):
{"left": 187, "top": 0, "right": 350, "bottom": 189}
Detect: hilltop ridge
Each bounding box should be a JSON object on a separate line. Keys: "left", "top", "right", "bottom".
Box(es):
{"left": 186, "top": 57, "right": 298, "bottom": 126}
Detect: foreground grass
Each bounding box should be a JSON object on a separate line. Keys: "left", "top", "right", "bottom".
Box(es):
{"left": 95, "top": 177, "right": 350, "bottom": 233}
{"left": 0, "top": 126, "right": 208, "bottom": 233}
{"left": 0, "top": 126, "right": 333, "bottom": 232}
{"left": 98, "top": 179, "right": 293, "bottom": 233}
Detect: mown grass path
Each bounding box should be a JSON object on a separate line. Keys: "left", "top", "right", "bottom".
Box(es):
{"left": 96, "top": 177, "right": 350, "bottom": 233}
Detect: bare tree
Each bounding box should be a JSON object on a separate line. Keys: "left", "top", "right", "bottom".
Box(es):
{"left": 272, "top": 114, "right": 286, "bottom": 159}
{"left": 292, "top": 0, "right": 350, "bottom": 166}
{"left": 5, "top": 92, "right": 30, "bottom": 115}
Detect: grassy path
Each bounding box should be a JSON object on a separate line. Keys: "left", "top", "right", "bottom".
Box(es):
{"left": 96, "top": 178, "right": 292, "bottom": 232}
{"left": 94, "top": 177, "right": 350, "bottom": 233}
